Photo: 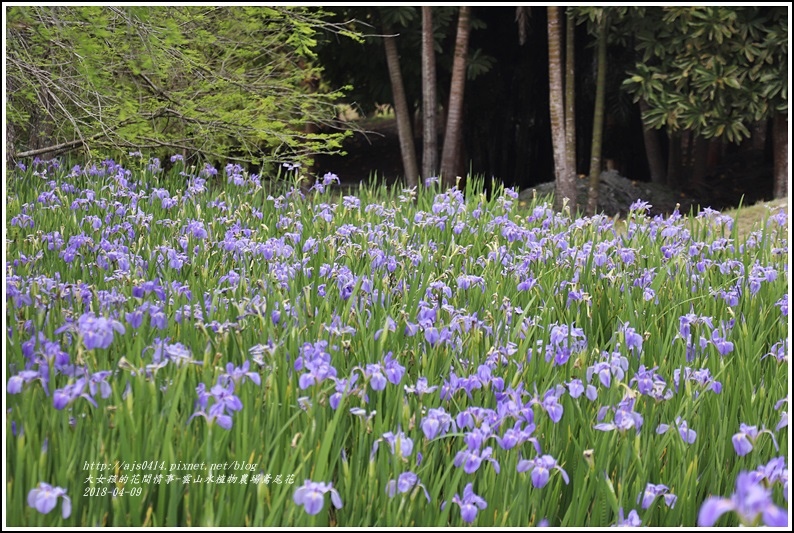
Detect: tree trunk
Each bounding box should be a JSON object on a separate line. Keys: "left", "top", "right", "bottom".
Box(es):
{"left": 681, "top": 130, "right": 694, "bottom": 185}
{"left": 421, "top": 7, "right": 438, "bottom": 181}
{"left": 440, "top": 6, "right": 471, "bottom": 188}
{"left": 6, "top": 122, "right": 17, "bottom": 169}
{"left": 743, "top": 119, "right": 768, "bottom": 154}
{"left": 564, "top": 10, "right": 576, "bottom": 181}
{"left": 639, "top": 100, "right": 666, "bottom": 184}
{"left": 382, "top": 22, "right": 419, "bottom": 189}
{"left": 773, "top": 112, "right": 788, "bottom": 199}
{"left": 690, "top": 135, "right": 710, "bottom": 196}
{"left": 547, "top": 7, "right": 575, "bottom": 213}
{"left": 586, "top": 17, "right": 607, "bottom": 216}
{"left": 667, "top": 131, "right": 682, "bottom": 189}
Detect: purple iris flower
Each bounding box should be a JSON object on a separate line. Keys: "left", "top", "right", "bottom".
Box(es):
{"left": 530, "top": 387, "right": 564, "bottom": 424}
{"left": 293, "top": 480, "right": 343, "bottom": 516}
{"left": 221, "top": 361, "right": 261, "bottom": 386}
{"left": 516, "top": 454, "right": 569, "bottom": 488}
{"left": 638, "top": 483, "right": 676, "bottom": 509}
{"left": 774, "top": 397, "right": 788, "bottom": 431}
{"left": 330, "top": 373, "right": 360, "bottom": 410}
{"left": 364, "top": 363, "right": 388, "bottom": 391}
{"left": 594, "top": 397, "right": 643, "bottom": 434}
{"left": 445, "top": 483, "right": 487, "bottom": 523}
{"left": 164, "top": 342, "right": 201, "bottom": 366}
{"left": 567, "top": 379, "right": 584, "bottom": 398}
{"left": 188, "top": 404, "right": 233, "bottom": 430}
{"left": 372, "top": 430, "right": 414, "bottom": 459}
{"left": 77, "top": 312, "right": 125, "bottom": 350}
{"left": 27, "top": 482, "right": 71, "bottom": 519}
{"left": 613, "top": 508, "right": 641, "bottom": 527}
{"left": 517, "top": 277, "right": 537, "bottom": 291}
{"left": 732, "top": 423, "right": 779, "bottom": 456}
{"left": 298, "top": 358, "right": 337, "bottom": 390}
{"left": 423, "top": 326, "right": 451, "bottom": 347}
{"left": 210, "top": 381, "right": 243, "bottom": 413}
{"left": 754, "top": 457, "right": 788, "bottom": 488}
{"left": 711, "top": 327, "right": 734, "bottom": 356}
{"left": 88, "top": 371, "right": 113, "bottom": 399}
{"left": 698, "top": 472, "right": 788, "bottom": 526}
{"left": 496, "top": 421, "right": 539, "bottom": 452}
{"left": 453, "top": 446, "right": 500, "bottom": 474}
{"left": 386, "top": 471, "right": 431, "bottom": 502}
{"left": 53, "top": 378, "right": 97, "bottom": 410}
{"left": 421, "top": 408, "right": 454, "bottom": 440}
{"left": 763, "top": 340, "right": 787, "bottom": 363}
{"left": 7, "top": 369, "right": 46, "bottom": 395}
{"left": 382, "top": 352, "right": 405, "bottom": 385}
{"left": 657, "top": 416, "right": 697, "bottom": 444}
{"left": 619, "top": 322, "right": 643, "bottom": 355}
{"left": 405, "top": 377, "right": 439, "bottom": 397}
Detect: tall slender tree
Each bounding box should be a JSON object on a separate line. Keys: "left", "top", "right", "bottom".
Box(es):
{"left": 382, "top": 19, "right": 420, "bottom": 188}
{"left": 421, "top": 7, "right": 438, "bottom": 180}
{"left": 564, "top": 9, "right": 577, "bottom": 187}
{"left": 639, "top": 99, "right": 666, "bottom": 184}
{"left": 440, "top": 6, "right": 471, "bottom": 188}
{"left": 586, "top": 14, "right": 608, "bottom": 216}
{"left": 547, "top": 6, "right": 576, "bottom": 212}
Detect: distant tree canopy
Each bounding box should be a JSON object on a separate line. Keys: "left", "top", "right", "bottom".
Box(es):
{"left": 622, "top": 6, "right": 787, "bottom": 142}
{"left": 6, "top": 6, "right": 787, "bottom": 200}
{"left": 6, "top": 6, "right": 358, "bottom": 170}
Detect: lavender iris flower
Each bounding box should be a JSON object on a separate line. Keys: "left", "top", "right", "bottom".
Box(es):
{"left": 638, "top": 483, "right": 676, "bottom": 509}
{"left": 421, "top": 408, "right": 454, "bottom": 440}
{"left": 445, "top": 483, "right": 487, "bottom": 523}
{"left": 27, "top": 482, "right": 72, "bottom": 519}
{"left": 656, "top": 416, "right": 697, "bottom": 444}
{"left": 221, "top": 361, "right": 261, "bottom": 386}
{"left": 613, "top": 508, "right": 641, "bottom": 527}
{"left": 698, "top": 472, "right": 788, "bottom": 526}
{"left": 386, "top": 472, "right": 431, "bottom": 502}
{"left": 405, "top": 376, "right": 439, "bottom": 397}
{"left": 293, "top": 480, "right": 343, "bottom": 515}
{"left": 77, "top": 312, "right": 125, "bottom": 350}
{"left": 453, "top": 446, "right": 500, "bottom": 474}
{"left": 372, "top": 430, "right": 414, "bottom": 459}
{"left": 53, "top": 378, "right": 97, "bottom": 410}
{"left": 732, "top": 423, "right": 779, "bottom": 456}
{"left": 516, "top": 454, "right": 569, "bottom": 488}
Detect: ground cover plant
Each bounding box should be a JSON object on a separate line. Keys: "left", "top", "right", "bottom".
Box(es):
{"left": 5, "top": 156, "right": 789, "bottom": 526}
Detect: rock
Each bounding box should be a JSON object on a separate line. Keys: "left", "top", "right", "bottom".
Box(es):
{"left": 518, "top": 170, "right": 698, "bottom": 218}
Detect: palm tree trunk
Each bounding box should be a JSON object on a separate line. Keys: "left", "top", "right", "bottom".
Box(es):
{"left": 586, "top": 18, "right": 607, "bottom": 216}
{"left": 440, "top": 6, "right": 471, "bottom": 188}
{"left": 564, "top": 10, "right": 576, "bottom": 182}
{"left": 421, "top": 7, "right": 438, "bottom": 180}
{"left": 547, "top": 6, "right": 575, "bottom": 213}
{"left": 382, "top": 22, "right": 419, "bottom": 188}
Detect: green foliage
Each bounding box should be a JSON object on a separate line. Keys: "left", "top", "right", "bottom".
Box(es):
{"left": 6, "top": 6, "right": 357, "bottom": 169}
{"left": 620, "top": 7, "right": 787, "bottom": 142}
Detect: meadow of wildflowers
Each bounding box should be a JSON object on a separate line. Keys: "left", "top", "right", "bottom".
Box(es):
{"left": 5, "top": 156, "right": 789, "bottom": 526}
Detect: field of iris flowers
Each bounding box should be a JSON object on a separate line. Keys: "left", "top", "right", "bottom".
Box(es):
{"left": 5, "top": 156, "right": 789, "bottom": 527}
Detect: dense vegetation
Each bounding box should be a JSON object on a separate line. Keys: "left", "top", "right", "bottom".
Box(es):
{"left": 5, "top": 158, "right": 788, "bottom": 526}
{"left": 6, "top": 6, "right": 788, "bottom": 202}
